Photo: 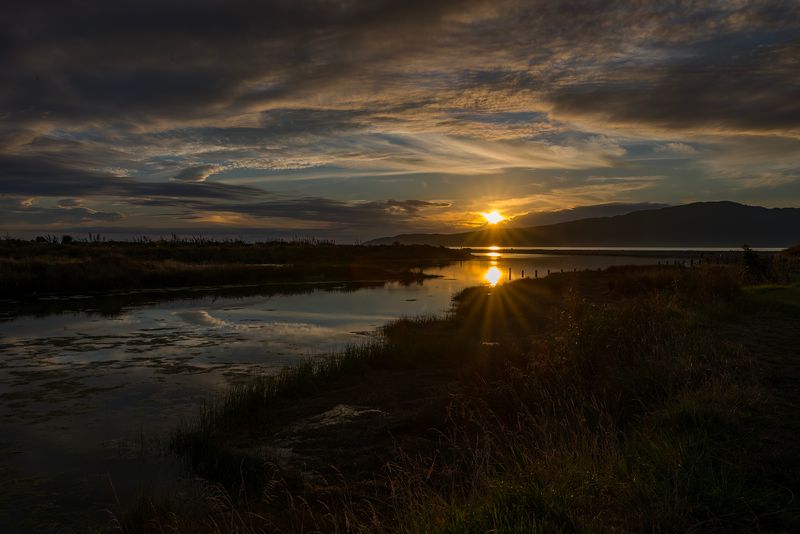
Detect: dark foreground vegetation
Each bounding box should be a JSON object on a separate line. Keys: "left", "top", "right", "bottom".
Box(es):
{"left": 111, "top": 253, "right": 800, "bottom": 533}
{"left": 0, "top": 238, "right": 470, "bottom": 298}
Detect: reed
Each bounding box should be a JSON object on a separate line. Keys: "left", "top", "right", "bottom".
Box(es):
{"left": 107, "top": 265, "right": 800, "bottom": 533}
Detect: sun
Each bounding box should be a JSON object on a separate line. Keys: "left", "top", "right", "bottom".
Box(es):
{"left": 481, "top": 211, "right": 505, "bottom": 225}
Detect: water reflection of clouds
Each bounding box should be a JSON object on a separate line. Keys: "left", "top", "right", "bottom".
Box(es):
{"left": 175, "top": 310, "right": 231, "bottom": 328}
{"left": 172, "top": 310, "right": 357, "bottom": 358}
{"left": 261, "top": 321, "right": 339, "bottom": 338}
{"left": 257, "top": 322, "right": 354, "bottom": 355}
{"left": 252, "top": 309, "right": 395, "bottom": 324}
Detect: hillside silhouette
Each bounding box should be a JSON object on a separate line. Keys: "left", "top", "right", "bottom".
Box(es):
{"left": 368, "top": 202, "right": 800, "bottom": 247}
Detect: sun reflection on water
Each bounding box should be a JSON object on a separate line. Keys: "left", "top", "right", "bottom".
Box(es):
{"left": 484, "top": 266, "right": 502, "bottom": 286}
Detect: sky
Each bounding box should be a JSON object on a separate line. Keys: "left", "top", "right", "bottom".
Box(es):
{"left": 1, "top": 0, "right": 799, "bottom": 241}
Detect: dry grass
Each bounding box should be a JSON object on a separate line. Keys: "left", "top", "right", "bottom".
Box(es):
{"left": 106, "top": 265, "right": 800, "bottom": 533}
{"left": 0, "top": 240, "right": 468, "bottom": 297}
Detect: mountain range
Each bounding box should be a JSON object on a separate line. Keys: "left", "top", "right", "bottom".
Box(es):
{"left": 367, "top": 202, "right": 800, "bottom": 247}
{"left": 504, "top": 202, "right": 671, "bottom": 228}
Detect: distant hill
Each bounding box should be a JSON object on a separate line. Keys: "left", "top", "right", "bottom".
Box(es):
{"left": 507, "top": 202, "right": 670, "bottom": 227}
{"left": 367, "top": 202, "right": 800, "bottom": 247}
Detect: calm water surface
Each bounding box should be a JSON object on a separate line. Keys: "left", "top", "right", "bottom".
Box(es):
{"left": 0, "top": 254, "right": 678, "bottom": 530}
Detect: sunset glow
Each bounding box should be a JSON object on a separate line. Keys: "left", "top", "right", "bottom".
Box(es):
{"left": 481, "top": 211, "right": 505, "bottom": 225}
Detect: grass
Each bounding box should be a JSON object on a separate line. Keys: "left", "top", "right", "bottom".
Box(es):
{"left": 107, "top": 264, "right": 799, "bottom": 533}
{"left": 745, "top": 283, "right": 800, "bottom": 312}
{"left": 0, "top": 239, "right": 470, "bottom": 297}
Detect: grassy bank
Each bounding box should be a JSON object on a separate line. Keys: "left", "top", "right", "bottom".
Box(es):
{"left": 116, "top": 264, "right": 799, "bottom": 532}
{"left": 0, "top": 239, "right": 470, "bottom": 297}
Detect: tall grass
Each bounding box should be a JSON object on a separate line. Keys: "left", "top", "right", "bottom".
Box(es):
{"left": 387, "top": 296, "right": 767, "bottom": 532}
{"left": 171, "top": 315, "right": 465, "bottom": 492}
{"left": 109, "top": 266, "right": 799, "bottom": 532}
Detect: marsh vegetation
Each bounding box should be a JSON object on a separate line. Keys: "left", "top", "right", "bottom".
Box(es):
{"left": 0, "top": 238, "right": 470, "bottom": 298}
{"left": 114, "top": 258, "right": 800, "bottom": 533}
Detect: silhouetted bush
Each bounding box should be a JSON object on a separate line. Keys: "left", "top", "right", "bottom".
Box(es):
{"left": 742, "top": 244, "right": 773, "bottom": 282}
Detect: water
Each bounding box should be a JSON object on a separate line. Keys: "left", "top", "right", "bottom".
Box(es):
{"left": 460, "top": 246, "right": 781, "bottom": 252}
{"left": 0, "top": 254, "right": 679, "bottom": 530}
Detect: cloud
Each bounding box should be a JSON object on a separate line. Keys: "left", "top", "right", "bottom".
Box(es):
{"left": 694, "top": 136, "right": 800, "bottom": 191}
{"left": 383, "top": 199, "right": 450, "bottom": 215}
{"left": 4, "top": 0, "right": 796, "bottom": 134}
{"left": 296, "top": 132, "right": 627, "bottom": 175}
{"left": 654, "top": 143, "right": 698, "bottom": 155}
{"left": 0, "top": 155, "right": 266, "bottom": 200}
{"left": 173, "top": 165, "right": 221, "bottom": 183}
{"left": 0, "top": 197, "right": 124, "bottom": 226}
{"left": 585, "top": 175, "right": 665, "bottom": 184}
{"left": 130, "top": 196, "right": 451, "bottom": 228}
{"left": 56, "top": 198, "right": 82, "bottom": 208}
{"left": 0, "top": 0, "right": 797, "bottom": 236}
{"left": 548, "top": 39, "right": 800, "bottom": 136}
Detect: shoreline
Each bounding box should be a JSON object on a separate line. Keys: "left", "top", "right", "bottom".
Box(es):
{"left": 460, "top": 247, "right": 775, "bottom": 259}
{"left": 0, "top": 241, "right": 470, "bottom": 299}
{"left": 145, "top": 263, "right": 800, "bottom": 532}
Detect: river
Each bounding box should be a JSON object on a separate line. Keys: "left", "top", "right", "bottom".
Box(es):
{"left": 0, "top": 253, "right": 682, "bottom": 530}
